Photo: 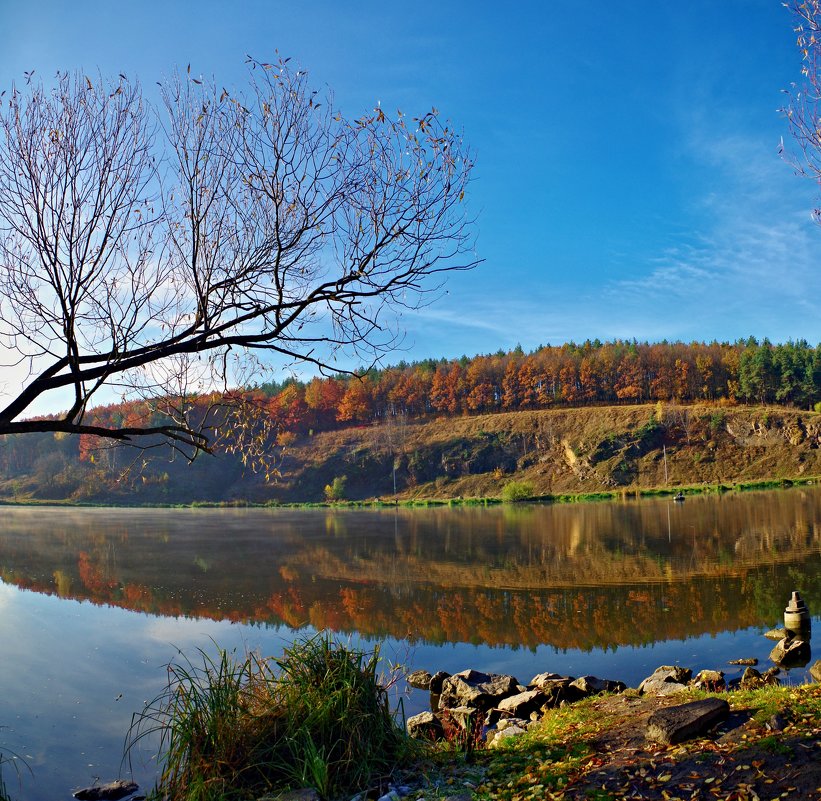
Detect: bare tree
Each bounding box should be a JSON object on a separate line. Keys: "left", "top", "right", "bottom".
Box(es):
{"left": 0, "top": 60, "right": 476, "bottom": 458}
{"left": 783, "top": 1, "right": 821, "bottom": 217}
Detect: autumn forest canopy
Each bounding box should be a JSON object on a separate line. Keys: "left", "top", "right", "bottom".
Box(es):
{"left": 49, "top": 335, "right": 821, "bottom": 447}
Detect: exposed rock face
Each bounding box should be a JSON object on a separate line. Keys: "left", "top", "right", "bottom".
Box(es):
{"left": 638, "top": 666, "right": 692, "bottom": 696}
{"left": 438, "top": 669, "right": 519, "bottom": 712}
{"left": 646, "top": 698, "right": 730, "bottom": 745}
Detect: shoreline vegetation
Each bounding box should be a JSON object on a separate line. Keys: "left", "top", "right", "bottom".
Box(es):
{"left": 0, "top": 473, "right": 817, "bottom": 509}
{"left": 107, "top": 637, "right": 821, "bottom": 801}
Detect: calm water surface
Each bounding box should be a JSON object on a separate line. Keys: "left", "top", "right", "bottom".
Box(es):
{"left": 0, "top": 488, "right": 820, "bottom": 799}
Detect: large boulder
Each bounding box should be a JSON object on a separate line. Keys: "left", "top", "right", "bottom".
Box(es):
{"left": 810, "top": 660, "right": 821, "bottom": 683}
{"left": 438, "top": 669, "right": 519, "bottom": 712}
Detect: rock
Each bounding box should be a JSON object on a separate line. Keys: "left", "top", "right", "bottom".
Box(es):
{"left": 693, "top": 669, "right": 725, "bottom": 691}
{"left": 270, "top": 791, "right": 321, "bottom": 801}
{"left": 527, "top": 674, "right": 584, "bottom": 708}
{"left": 441, "top": 705, "right": 481, "bottom": 732}
{"left": 764, "top": 627, "right": 788, "bottom": 641}
{"left": 740, "top": 666, "right": 780, "bottom": 690}
{"left": 73, "top": 781, "right": 139, "bottom": 801}
{"left": 769, "top": 636, "right": 811, "bottom": 667}
{"left": 569, "top": 675, "right": 626, "bottom": 696}
{"left": 646, "top": 698, "right": 730, "bottom": 745}
{"left": 728, "top": 658, "right": 758, "bottom": 666}
{"left": 810, "top": 659, "right": 821, "bottom": 683}
{"left": 429, "top": 670, "right": 451, "bottom": 695}
{"left": 529, "top": 671, "right": 570, "bottom": 687}
{"left": 438, "top": 669, "right": 519, "bottom": 712}
{"left": 767, "top": 713, "right": 788, "bottom": 731}
{"left": 496, "top": 689, "right": 547, "bottom": 718}
{"left": 406, "top": 710, "right": 444, "bottom": 740}
{"left": 406, "top": 669, "right": 433, "bottom": 690}
{"left": 487, "top": 723, "right": 528, "bottom": 748}
{"left": 638, "top": 665, "right": 692, "bottom": 696}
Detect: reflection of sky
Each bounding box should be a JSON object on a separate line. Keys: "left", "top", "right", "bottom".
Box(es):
{"left": 0, "top": 585, "right": 299, "bottom": 799}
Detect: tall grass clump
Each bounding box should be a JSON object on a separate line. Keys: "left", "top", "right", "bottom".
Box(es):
{"left": 126, "top": 634, "right": 411, "bottom": 801}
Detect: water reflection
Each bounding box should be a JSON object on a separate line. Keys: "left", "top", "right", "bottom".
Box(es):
{"left": 1, "top": 488, "right": 820, "bottom": 651}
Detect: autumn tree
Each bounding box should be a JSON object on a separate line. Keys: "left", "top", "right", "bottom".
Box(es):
{"left": 0, "top": 62, "right": 476, "bottom": 458}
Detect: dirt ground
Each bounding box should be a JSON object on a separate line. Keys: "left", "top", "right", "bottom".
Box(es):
{"left": 559, "top": 694, "right": 821, "bottom": 800}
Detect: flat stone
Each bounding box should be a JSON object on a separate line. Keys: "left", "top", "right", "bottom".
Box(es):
{"left": 639, "top": 678, "right": 688, "bottom": 696}
{"left": 764, "top": 627, "right": 788, "bottom": 641}
{"left": 530, "top": 672, "right": 572, "bottom": 688}
{"left": 570, "top": 675, "right": 626, "bottom": 696}
{"left": 497, "top": 689, "right": 547, "bottom": 718}
{"left": 73, "top": 781, "right": 139, "bottom": 801}
{"left": 646, "top": 698, "right": 730, "bottom": 745}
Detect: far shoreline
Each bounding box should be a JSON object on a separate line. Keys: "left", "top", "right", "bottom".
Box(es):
{"left": 0, "top": 473, "right": 818, "bottom": 510}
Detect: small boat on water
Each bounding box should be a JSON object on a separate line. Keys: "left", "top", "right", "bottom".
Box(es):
{"left": 673, "top": 492, "right": 685, "bottom": 502}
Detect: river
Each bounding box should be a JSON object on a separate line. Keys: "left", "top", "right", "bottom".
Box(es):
{"left": 0, "top": 487, "right": 819, "bottom": 798}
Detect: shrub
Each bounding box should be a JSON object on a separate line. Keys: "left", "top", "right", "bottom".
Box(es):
{"left": 126, "top": 635, "right": 410, "bottom": 801}
{"left": 501, "top": 480, "right": 534, "bottom": 502}
{"left": 324, "top": 475, "right": 347, "bottom": 501}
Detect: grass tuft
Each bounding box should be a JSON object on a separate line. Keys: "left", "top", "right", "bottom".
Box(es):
{"left": 126, "top": 634, "right": 412, "bottom": 801}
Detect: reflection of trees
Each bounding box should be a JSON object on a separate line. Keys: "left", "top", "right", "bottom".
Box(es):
{"left": 0, "top": 492, "right": 819, "bottom": 650}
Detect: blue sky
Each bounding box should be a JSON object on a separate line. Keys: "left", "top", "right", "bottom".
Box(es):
{"left": 0, "top": 0, "right": 818, "bottom": 373}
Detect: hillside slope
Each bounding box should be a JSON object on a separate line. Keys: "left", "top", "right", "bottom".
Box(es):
{"left": 1, "top": 402, "right": 819, "bottom": 504}
{"left": 259, "top": 402, "right": 821, "bottom": 503}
